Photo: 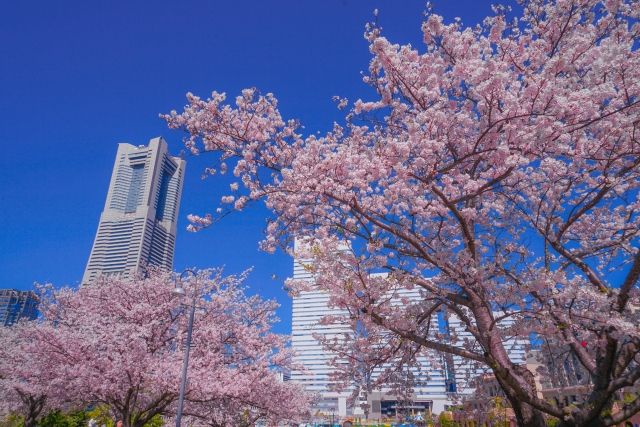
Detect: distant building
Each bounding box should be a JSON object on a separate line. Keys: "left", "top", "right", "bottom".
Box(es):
{"left": 289, "top": 240, "right": 355, "bottom": 419}
{"left": 83, "top": 137, "right": 186, "bottom": 284}
{"left": 445, "top": 312, "right": 528, "bottom": 396}
{"left": 526, "top": 348, "right": 592, "bottom": 406}
{"left": 0, "top": 289, "right": 38, "bottom": 326}
{"left": 276, "top": 368, "right": 291, "bottom": 383}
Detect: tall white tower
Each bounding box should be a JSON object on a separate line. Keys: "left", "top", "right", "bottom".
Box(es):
{"left": 83, "top": 137, "right": 186, "bottom": 284}
{"left": 289, "top": 240, "right": 451, "bottom": 420}
{"left": 290, "top": 239, "right": 354, "bottom": 418}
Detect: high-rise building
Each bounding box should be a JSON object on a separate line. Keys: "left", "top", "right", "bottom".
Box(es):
{"left": 290, "top": 242, "right": 354, "bottom": 418}
{"left": 445, "top": 313, "right": 528, "bottom": 396}
{"left": 0, "top": 289, "right": 38, "bottom": 326}
{"left": 289, "top": 240, "right": 530, "bottom": 422}
{"left": 289, "top": 240, "right": 451, "bottom": 420}
{"left": 83, "top": 137, "right": 186, "bottom": 284}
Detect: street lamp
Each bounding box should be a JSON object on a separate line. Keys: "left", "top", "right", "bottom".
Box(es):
{"left": 174, "top": 269, "right": 198, "bottom": 427}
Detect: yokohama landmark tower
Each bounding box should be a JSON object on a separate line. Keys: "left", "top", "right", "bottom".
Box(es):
{"left": 83, "top": 137, "right": 186, "bottom": 284}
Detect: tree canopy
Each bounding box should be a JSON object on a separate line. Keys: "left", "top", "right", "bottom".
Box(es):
{"left": 164, "top": 1, "right": 640, "bottom": 426}
{"left": 0, "top": 269, "right": 310, "bottom": 427}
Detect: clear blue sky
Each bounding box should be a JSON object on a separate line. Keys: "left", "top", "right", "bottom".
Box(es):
{"left": 0, "top": 0, "right": 502, "bottom": 333}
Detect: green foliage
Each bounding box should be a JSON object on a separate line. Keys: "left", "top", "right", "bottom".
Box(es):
{"left": 0, "top": 414, "right": 24, "bottom": 427}
{"left": 27, "top": 408, "right": 164, "bottom": 427}
{"left": 545, "top": 417, "right": 559, "bottom": 427}
{"left": 140, "top": 415, "right": 163, "bottom": 427}
{"left": 438, "top": 412, "right": 458, "bottom": 427}
{"left": 84, "top": 406, "right": 113, "bottom": 427}
{"left": 492, "top": 397, "right": 504, "bottom": 409}
{"left": 37, "top": 411, "right": 87, "bottom": 427}
{"left": 1, "top": 406, "right": 166, "bottom": 427}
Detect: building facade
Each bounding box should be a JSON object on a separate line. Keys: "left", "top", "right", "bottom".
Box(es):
{"left": 83, "top": 137, "right": 185, "bottom": 284}
{"left": 0, "top": 289, "right": 38, "bottom": 326}
{"left": 289, "top": 241, "right": 451, "bottom": 422}
{"left": 446, "top": 313, "right": 528, "bottom": 396}
{"left": 290, "top": 241, "right": 354, "bottom": 419}
{"left": 289, "top": 240, "right": 531, "bottom": 424}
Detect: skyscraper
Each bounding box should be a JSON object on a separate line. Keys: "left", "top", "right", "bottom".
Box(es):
{"left": 445, "top": 313, "right": 527, "bottom": 395}
{"left": 289, "top": 240, "right": 450, "bottom": 419}
{"left": 83, "top": 137, "right": 186, "bottom": 284}
{"left": 0, "top": 289, "right": 38, "bottom": 326}
{"left": 290, "top": 241, "right": 355, "bottom": 417}
{"left": 289, "top": 240, "right": 529, "bottom": 421}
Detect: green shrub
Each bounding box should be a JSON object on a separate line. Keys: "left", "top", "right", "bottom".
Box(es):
{"left": 0, "top": 414, "right": 24, "bottom": 427}
{"left": 37, "top": 411, "right": 87, "bottom": 427}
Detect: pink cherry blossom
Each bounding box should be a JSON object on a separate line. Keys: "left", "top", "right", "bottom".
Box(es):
{"left": 164, "top": 1, "right": 640, "bottom": 426}
{"left": 0, "top": 269, "right": 310, "bottom": 427}
{"left": 0, "top": 318, "right": 76, "bottom": 427}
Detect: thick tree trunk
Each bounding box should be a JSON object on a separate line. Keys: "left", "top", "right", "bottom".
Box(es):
{"left": 559, "top": 410, "right": 627, "bottom": 427}
{"left": 21, "top": 394, "right": 45, "bottom": 427}
{"left": 24, "top": 412, "right": 38, "bottom": 427}
{"left": 492, "top": 364, "right": 548, "bottom": 427}
{"left": 504, "top": 392, "right": 548, "bottom": 427}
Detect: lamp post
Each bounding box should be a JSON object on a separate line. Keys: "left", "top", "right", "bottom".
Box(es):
{"left": 174, "top": 269, "right": 198, "bottom": 427}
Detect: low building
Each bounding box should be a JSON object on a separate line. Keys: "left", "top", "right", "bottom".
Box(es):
{"left": 526, "top": 349, "right": 591, "bottom": 406}
{"left": 358, "top": 390, "right": 436, "bottom": 425}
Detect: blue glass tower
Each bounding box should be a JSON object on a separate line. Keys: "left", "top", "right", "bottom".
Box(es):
{"left": 0, "top": 289, "right": 38, "bottom": 326}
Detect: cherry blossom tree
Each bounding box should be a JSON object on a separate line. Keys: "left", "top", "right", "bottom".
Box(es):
{"left": 163, "top": 1, "right": 640, "bottom": 426}
{"left": 182, "top": 372, "right": 311, "bottom": 426}
{"left": 0, "top": 320, "right": 74, "bottom": 427}
{"left": 0, "top": 270, "right": 309, "bottom": 427}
